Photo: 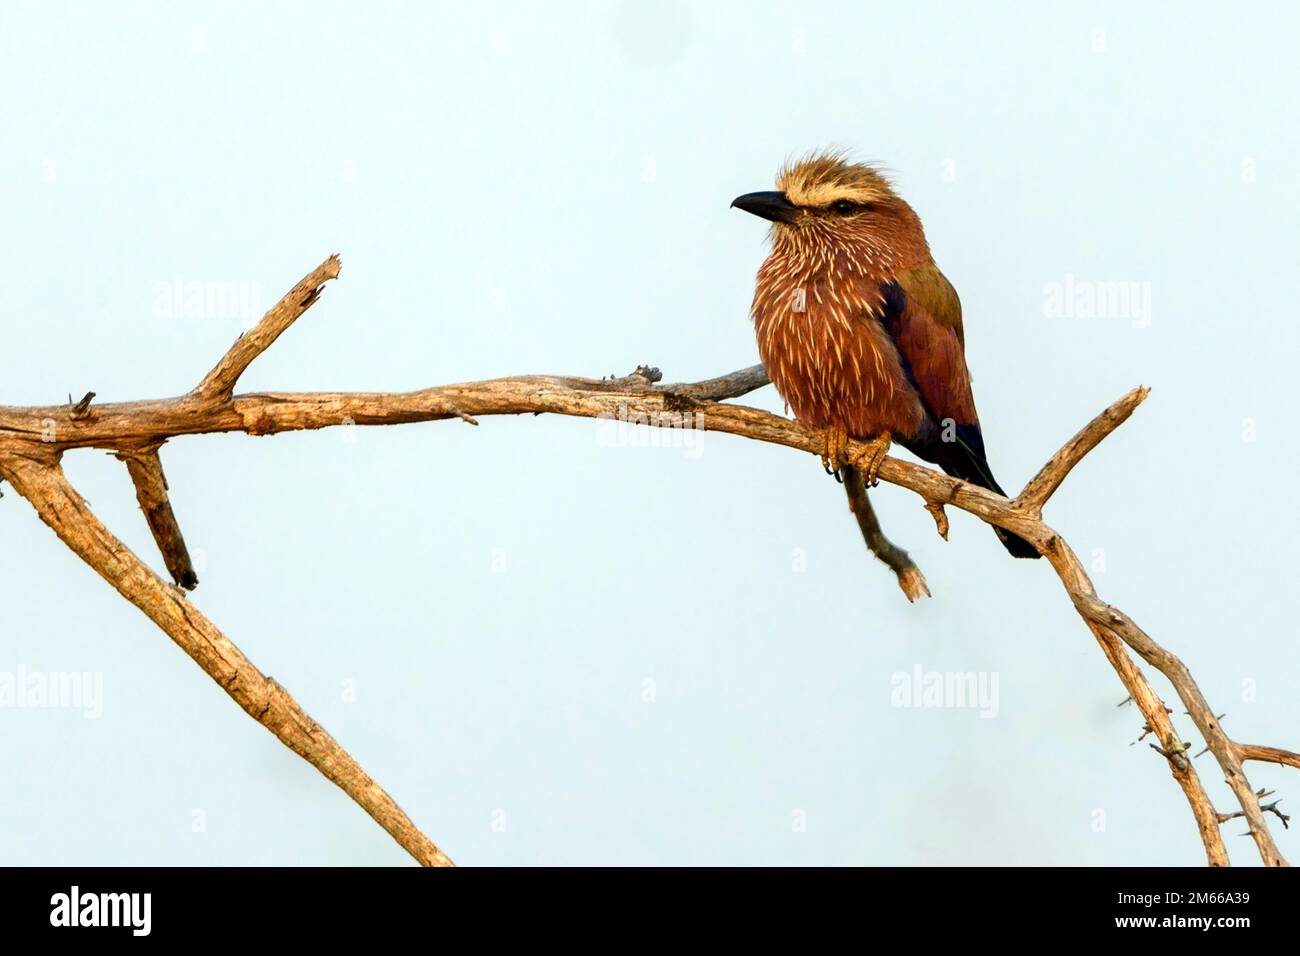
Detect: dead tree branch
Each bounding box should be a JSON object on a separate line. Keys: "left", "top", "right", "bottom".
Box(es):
{"left": 1, "top": 255, "right": 1293, "bottom": 866}
{"left": 842, "top": 464, "right": 930, "bottom": 602}
{"left": 0, "top": 453, "right": 451, "bottom": 866}
{"left": 116, "top": 444, "right": 198, "bottom": 590}
{"left": 1, "top": 256, "right": 450, "bottom": 867}
{"left": 192, "top": 254, "right": 341, "bottom": 402}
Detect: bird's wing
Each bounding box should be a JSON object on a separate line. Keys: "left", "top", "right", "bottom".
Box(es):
{"left": 880, "top": 265, "right": 1031, "bottom": 545}
{"left": 881, "top": 262, "right": 978, "bottom": 429}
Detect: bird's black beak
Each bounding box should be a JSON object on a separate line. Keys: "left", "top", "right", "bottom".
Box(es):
{"left": 731, "top": 191, "right": 799, "bottom": 224}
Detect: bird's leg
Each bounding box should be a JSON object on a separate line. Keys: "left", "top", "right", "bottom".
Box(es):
{"left": 819, "top": 425, "right": 850, "bottom": 479}
{"left": 852, "top": 430, "right": 892, "bottom": 487}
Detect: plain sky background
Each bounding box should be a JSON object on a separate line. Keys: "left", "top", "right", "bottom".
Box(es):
{"left": 2, "top": 1, "right": 1298, "bottom": 866}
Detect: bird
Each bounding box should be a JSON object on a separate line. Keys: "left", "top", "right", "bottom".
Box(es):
{"left": 732, "top": 151, "right": 1039, "bottom": 558}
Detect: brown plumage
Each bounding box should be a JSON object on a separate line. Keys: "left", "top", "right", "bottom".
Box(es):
{"left": 733, "top": 151, "right": 1039, "bottom": 558}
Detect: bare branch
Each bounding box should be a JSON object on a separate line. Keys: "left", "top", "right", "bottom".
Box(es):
{"left": 1219, "top": 790, "right": 1291, "bottom": 830}
{"left": 1084, "top": 610, "right": 1229, "bottom": 864}
{"left": 0, "top": 451, "right": 452, "bottom": 867}
{"left": 116, "top": 444, "right": 198, "bottom": 590}
{"left": 0, "top": 364, "right": 1284, "bottom": 864}
{"left": 1068, "top": 588, "right": 1285, "bottom": 865}
{"left": 659, "top": 364, "right": 771, "bottom": 401}
{"left": 2, "top": 257, "right": 1289, "bottom": 868}
{"left": 1239, "top": 744, "right": 1300, "bottom": 770}
{"left": 1015, "top": 386, "right": 1150, "bottom": 514}
{"left": 191, "top": 254, "right": 342, "bottom": 402}
{"left": 922, "top": 500, "right": 950, "bottom": 540}
{"left": 842, "top": 464, "right": 930, "bottom": 602}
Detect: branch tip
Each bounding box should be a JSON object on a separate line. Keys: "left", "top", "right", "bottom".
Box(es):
{"left": 922, "top": 500, "right": 949, "bottom": 540}
{"left": 192, "top": 254, "right": 342, "bottom": 402}
{"left": 843, "top": 465, "right": 930, "bottom": 602}
{"left": 1016, "top": 384, "right": 1151, "bottom": 512}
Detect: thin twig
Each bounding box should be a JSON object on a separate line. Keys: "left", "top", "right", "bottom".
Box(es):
{"left": 192, "top": 254, "right": 341, "bottom": 402}
{"left": 1219, "top": 790, "right": 1290, "bottom": 830}
{"left": 116, "top": 444, "right": 198, "bottom": 590}
{"left": 842, "top": 464, "right": 930, "bottom": 601}
{"left": 1015, "top": 387, "right": 1150, "bottom": 515}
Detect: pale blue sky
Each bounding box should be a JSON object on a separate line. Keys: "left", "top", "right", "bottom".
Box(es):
{"left": 1, "top": 1, "right": 1297, "bottom": 865}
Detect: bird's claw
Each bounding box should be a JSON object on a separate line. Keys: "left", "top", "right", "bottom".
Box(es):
{"left": 852, "top": 431, "right": 892, "bottom": 487}
{"left": 819, "top": 426, "right": 850, "bottom": 480}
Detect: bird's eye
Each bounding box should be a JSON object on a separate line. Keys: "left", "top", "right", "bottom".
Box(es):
{"left": 830, "top": 200, "right": 858, "bottom": 215}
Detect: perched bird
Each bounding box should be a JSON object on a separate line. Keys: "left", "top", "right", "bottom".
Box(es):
{"left": 732, "top": 151, "right": 1039, "bottom": 558}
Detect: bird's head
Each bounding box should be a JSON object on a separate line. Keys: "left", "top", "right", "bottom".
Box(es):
{"left": 732, "top": 151, "right": 927, "bottom": 270}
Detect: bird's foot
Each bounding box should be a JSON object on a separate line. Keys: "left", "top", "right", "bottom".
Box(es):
{"left": 852, "top": 431, "right": 892, "bottom": 486}
{"left": 819, "top": 426, "right": 850, "bottom": 480}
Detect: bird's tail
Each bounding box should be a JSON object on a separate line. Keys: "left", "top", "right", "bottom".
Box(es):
{"left": 925, "top": 432, "right": 1040, "bottom": 560}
